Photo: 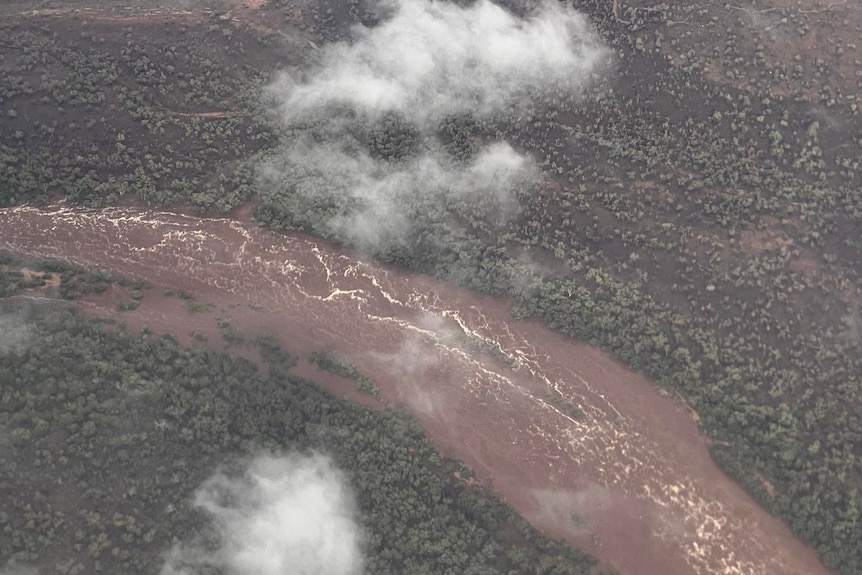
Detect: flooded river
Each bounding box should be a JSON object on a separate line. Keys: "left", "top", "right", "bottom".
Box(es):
{"left": 0, "top": 203, "right": 833, "bottom": 575}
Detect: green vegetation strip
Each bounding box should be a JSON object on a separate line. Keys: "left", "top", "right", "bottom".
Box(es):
{"left": 310, "top": 350, "right": 381, "bottom": 397}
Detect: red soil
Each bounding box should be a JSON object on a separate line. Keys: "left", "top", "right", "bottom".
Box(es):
{"left": 0, "top": 203, "right": 834, "bottom": 575}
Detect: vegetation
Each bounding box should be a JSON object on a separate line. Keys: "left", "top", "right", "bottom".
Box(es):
{"left": 0, "top": 10, "right": 282, "bottom": 211}
{"left": 0, "top": 304, "right": 599, "bottom": 575}
{"left": 216, "top": 316, "right": 246, "bottom": 346}
{"left": 310, "top": 349, "right": 381, "bottom": 397}
{"left": 0, "top": 254, "right": 52, "bottom": 297}
{"left": 0, "top": 252, "right": 139, "bottom": 301}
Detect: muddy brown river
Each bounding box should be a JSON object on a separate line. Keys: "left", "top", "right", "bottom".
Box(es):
{"left": 0, "top": 204, "right": 833, "bottom": 575}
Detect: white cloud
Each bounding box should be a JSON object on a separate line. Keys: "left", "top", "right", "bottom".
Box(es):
{"left": 0, "top": 311, "right": 33, "bottom": 354}
{"left": 161, "top": 453, "right": 363, "bottom": 575}
{"left": 260, "top": 0, "right": 607, "bottom": 255}
{"left": 269, "top": 0, "right": 606, "bottom": 126}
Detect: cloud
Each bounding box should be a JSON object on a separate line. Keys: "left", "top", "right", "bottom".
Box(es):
{"left": 0, "top": 310, "right": 32, "bottom": 355}
{"left": 261, "top": 140, "right": 536, "bottom": 250}
{"left": 260, "top": 0, "right": 607, "bottom": 257}
{"left": 0, "top": 563, "right": 39, "bottom": 575}
{"left": 161, "top": 453, "right": 363, "bottom": 575}
{"left": 268, "top": 0, "right": 605, "bottom": 125}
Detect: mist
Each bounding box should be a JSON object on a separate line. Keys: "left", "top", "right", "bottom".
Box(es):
{"left": 260, "top": 0, "right": 607, "bottom": 257}
{"left": 0, "top": 311, "right": 33, "bottom": 354}
{"left": 161, "top": 453, "right": 363, "bottom": 575}
{"left": 0, "top": 563, "right": 39, "bottom": 575}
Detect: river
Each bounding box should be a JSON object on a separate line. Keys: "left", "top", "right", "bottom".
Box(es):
{"left": 0, "top": 203, "right": 833, "bottom": 575}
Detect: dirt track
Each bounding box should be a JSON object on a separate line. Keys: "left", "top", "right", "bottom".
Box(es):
{"left": 0, "top": 203, "right": 834, "bottom": 575}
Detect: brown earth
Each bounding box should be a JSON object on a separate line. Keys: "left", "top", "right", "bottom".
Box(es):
{"left": 618, "top": 0, "right": 862, "bottom": 102}
{"left": 0, "top": 203, "right": 834, "bottom": 575}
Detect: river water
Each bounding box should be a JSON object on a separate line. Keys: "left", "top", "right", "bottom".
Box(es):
{"left": 0, "top": 203, "right": 833, "bottom": 575}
